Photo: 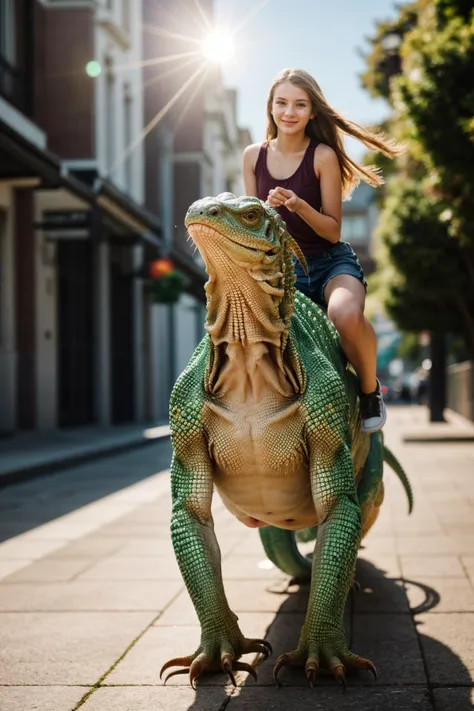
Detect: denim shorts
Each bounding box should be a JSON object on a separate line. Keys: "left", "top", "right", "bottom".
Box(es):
{"left": 293, "top": 241, "right": 367, "bottom": 308}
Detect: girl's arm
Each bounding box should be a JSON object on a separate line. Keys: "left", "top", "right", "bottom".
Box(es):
{"left": 269, "top": 145, "right": 343, "bottom": 244}
{"left": 242, "top": 144, "right": 260, "bottom": 196}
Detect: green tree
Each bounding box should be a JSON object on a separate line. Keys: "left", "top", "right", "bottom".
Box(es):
{"left": 394, "top": 0, "right": 474, "bottom": 251}
{"left": 360, "top": 0, "right": 474, "bottom": 359}
{"left": 376, "top": 176, "right": 474, "bottom": 354}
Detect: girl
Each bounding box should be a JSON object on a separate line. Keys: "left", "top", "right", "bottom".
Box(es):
{"left": 243, "top": 68, "right": 400, "bottom": 433}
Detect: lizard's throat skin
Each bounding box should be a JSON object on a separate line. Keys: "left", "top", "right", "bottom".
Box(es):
{"left": 187, "top": 222, "right": 303, "bottom": 398}
{"left": 188, "top": 223, "right": 291, "bottom": 348}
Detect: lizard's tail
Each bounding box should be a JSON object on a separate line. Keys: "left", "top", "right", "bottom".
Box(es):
{"left": 383, "top": 445, "right": 414, "bottom": 514}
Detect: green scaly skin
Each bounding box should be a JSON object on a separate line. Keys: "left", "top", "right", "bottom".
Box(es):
{"left": 160, "top": 192, "right": 413, "bottom": 689}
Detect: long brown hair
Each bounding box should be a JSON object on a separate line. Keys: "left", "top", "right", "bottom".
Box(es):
{"left": 266, "top": 68, "right": 402, "bottom": 199}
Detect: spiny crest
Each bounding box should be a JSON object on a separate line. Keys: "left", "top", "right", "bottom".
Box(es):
{"left": 260, "top": 205, "right": 308, "bottom": 332}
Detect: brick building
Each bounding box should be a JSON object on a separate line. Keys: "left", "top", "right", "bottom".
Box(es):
{"left": 0, "top": 0, "right": 250, "bottom": 434}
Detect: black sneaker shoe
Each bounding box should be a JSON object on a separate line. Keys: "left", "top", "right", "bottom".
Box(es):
{"left": 359, "top": 379, "right": 387, "bottom": 433}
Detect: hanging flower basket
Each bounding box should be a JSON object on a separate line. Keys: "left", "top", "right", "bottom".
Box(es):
{"left": 148, "top": 258, "right": 188, "bottom": 304}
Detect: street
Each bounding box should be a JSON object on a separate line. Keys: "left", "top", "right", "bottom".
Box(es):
{"left": 0, "top": 406, "right": 473, "bottom": 710}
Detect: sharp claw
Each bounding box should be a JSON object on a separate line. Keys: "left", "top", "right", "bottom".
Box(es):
{"left": 260, "top": 639, "right": 273, "bottom": 656}
{"left": 273, "top": 655, "right": 287, "bottom": 688}
{"left": 163, "top": 668, "right": 189, "bottom": 685}
{"left": 223, "top": 661, "right": 237, "bottom": 687}
{"left": 159, "top": 656, "right": 194, "bottom": 680}
{"left": 367, "top": 661, "right": 378, "bottom": 681}
{"left": 189, "top": 657, "right": 205, "bottom": 690}
{"left": 305, "top": 658, "right": 319, "bottom": 688}
{"left": 234, "top": 661, "right": 258, "bottom": 682}
{"left": 333, "top": 667, "right": 346, "bottom": 692}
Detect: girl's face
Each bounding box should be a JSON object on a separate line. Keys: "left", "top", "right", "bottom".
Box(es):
{"left": 271, "top": 81, "right": 314, "bottom": 135}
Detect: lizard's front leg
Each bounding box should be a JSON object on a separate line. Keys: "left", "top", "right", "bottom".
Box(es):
{"left": 161, "top": 448, "right": 271, "bottom": 687}
{"left": 273, "top": 440, "right": 376, "bottom": 688}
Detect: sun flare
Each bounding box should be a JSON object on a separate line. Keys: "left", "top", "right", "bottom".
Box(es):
{"left": 202, "top": 30, "right": 235, "bottom": 63}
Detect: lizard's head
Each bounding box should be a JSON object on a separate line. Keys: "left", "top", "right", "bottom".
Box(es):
{"left": 185, "top": 193, "right": 308, "bottom": 341}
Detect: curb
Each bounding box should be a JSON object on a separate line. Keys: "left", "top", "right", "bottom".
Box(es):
{"left": 0, "top": 427, "right": 170, "bottom": 489}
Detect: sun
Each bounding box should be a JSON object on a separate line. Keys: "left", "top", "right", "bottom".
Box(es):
{"left": 202, "top": 30, "right": 235, "bottom": 64}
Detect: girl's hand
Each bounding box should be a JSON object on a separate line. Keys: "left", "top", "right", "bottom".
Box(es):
{"left": 267, "top": 187, "right": 301, "bottom": 213}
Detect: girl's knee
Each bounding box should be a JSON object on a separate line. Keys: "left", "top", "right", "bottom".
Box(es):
{"left": 328, "top": 302, "right": 364, "bottom": 339}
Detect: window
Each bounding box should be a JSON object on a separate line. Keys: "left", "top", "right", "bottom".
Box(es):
{"left": 0, "top": 0, "right": 17, "bottom": 99}
{"left": 341, "top": 215, "right": 367, "bottom": 244}
{"left": 123, "top": 85, "right": 133, "bottom": 193}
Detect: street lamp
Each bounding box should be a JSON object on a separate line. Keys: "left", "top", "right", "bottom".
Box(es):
{"left": 85, "top": 61, "right": 101, "bottom": 78}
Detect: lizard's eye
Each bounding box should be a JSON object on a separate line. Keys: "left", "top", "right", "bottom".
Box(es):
{"left": 242, "top": 210, "right": 261, "bottom": 223}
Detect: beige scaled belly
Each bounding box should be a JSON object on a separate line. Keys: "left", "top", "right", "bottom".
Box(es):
{"left": 204, "top": 398, "right": 318, "bottom": 530}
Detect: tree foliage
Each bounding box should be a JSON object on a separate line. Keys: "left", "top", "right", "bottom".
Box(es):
{"left": 360, "top": 3, "right": 418, "bottom": 101}
{"left": 376, "top": 177, "right": 474, "bottom": 350}
{"left": 394, "top": 1, "right": 474, "bottom": 245}
{"left": 361, "top": 0, "right": 474, "bottom": 358}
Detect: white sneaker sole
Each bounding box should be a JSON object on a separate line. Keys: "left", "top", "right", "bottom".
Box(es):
{"left": 361, "top": 405, "right": 387, "bottom": 434}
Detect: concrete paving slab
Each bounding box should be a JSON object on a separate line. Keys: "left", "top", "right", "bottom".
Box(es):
{"left": 356, "top": 553, "right": 401, "bottom": 580}
{"left": 399, "top": 555, "right": 466, "bottom": 578}
{"left": 92, "top": 522, "right": 172, "bottom": 538}
{"left": 352, "top": 574, "right": 409, "bottom": 614}
{"left": 0, "top": 686, "right": 87, "bottom": 711}
{"left": 416, "top": 613, "right": 474, "bottom": 684}
{"left": 108, "top": 612, "right": 276, "bottom": 687}
{"left": 396, "top": 535, "right": 462, "bottom": 555}
{"left": 221, "top": 554, "right": 290, "bottom": 581}
{"left": 45, "top": 535, "right": 129, "bottom": 560}
{"left": 76, "top": 556, "right": 182, "bottom": 581}
{"left": 228, "top": 686, "right": 432, "bottom": 709}
{"left": 406, "top": 577, "right": 474, "bottom": 613}
{"left": 0, "top": 539, "right": 68, "bottom": 561}
{"left": 1, "top": 557, "right": 94, "bottom": 583}
{"left": 433, "top": 688, "right": 474, "bottom": 710}
{"left": 115, "top": 539, "right": 179, "bottom": 557}
{"left": 0, "top": 580, "right": 182, "bottom": 611}
{"left": 0, "top": 560, "right": 32, "bottom": 579}
{"left": 226, "top": 581, "right": 309, "bottom": 614}
{"left": 0, "top": 611, "right": 155, "bottom": 684}
{"left": 351, "top": 614, "right": 426, "bottom": 685}
{"left": 80, "top": 686, "right": 230, "bottom": 711}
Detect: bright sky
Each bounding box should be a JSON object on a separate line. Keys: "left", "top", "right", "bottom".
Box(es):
{"left": 215, "top": 0, "right": 401, "bottom": 159}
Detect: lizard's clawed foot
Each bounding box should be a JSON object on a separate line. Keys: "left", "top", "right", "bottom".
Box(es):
{"left": 273, "top": 648, "right": 376, "bottom": 689}
{"left": 160, "top": 637, "right": 272, "bottom": 688}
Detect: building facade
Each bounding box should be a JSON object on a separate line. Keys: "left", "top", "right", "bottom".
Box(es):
{"left": 0, "top": 0, "right": 249, "bottom": 435}
{"left": 142, "top": 0, "right": 251, "bottom": 419}
{"left": 341, "top": 181, "right": 378, "bottom": 276}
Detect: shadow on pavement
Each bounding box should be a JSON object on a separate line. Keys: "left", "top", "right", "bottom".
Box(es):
{"left": 0, "top": 439, "right": 173, "bottom": 544}
{"left": 185, "top": 557, "right": 473, "bottom": 710}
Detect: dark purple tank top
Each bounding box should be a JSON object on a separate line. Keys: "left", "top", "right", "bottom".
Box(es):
{"left": 255, "top": 140, "right": 334, "bottom": 256}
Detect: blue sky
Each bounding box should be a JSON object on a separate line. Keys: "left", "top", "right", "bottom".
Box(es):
{"left": 215, "top": 0, "right": 401, "bottom": 158}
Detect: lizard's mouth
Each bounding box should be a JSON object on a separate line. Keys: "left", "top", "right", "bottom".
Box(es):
{"left": 187, "top": 222, "right": 274, "bottom": 258}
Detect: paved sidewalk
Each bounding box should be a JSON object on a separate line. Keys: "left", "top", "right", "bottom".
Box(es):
{"left": 0, "top": 423, "right": 170, "bottom": 487}
{"left": 0, "top": 406, "right": 473, "bottom": 710}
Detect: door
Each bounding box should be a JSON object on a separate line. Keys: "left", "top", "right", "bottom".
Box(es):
{"left": 57, "top": 239, "right": 94, "bottom": 426}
